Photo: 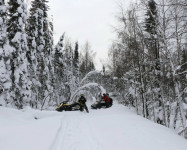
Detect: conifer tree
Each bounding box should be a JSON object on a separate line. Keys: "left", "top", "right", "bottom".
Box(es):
{"left": 7, "top": 0, "right": 31, "bottom": 108}
{"left": 180, "top": 48, "right": 187, "bottom": 103}
{"left": 73, "top": 42, "right": 79, "bottom": 86}
{"left": 102, "top": 65, "right": 105, "bottom": 75}
{"left": 36, "top": 0, "right": 49, "bottom": 106}
{"left": 0, "top": 0, "right": 12, "bottom": 105}
{"left": 79, "top": 42, "right": 96, "bottom": 78}
{"left": 145, "top": 0, "right": 162, "bottom": 111}
{"left": 79, "top": 61, "right": 86, "bottom": 78}
{"left": 54, "top": 34, "right": 65, "bottom": 103}
{"left": 145, "top": 0, "right": 160, "bottom": 68}
{"left": 54, "top": 34, "right": 64, "bottom": 77}
{"left": 144, "top": 0, "right": 164, "bottom": 122}
{"left": 63, "top": 42, "right": 76, "bottom": 100}
{"left": 44, "top": 18, "right": 55, "bottom": 105}
{"left": 73, "top": 42, "right": 79, "bottom": 74}
{"left": 27, "top": 0, "right": 54, "bottom": 108}
{"left": 26, "top": 0, "right": 41, "bottom": 107}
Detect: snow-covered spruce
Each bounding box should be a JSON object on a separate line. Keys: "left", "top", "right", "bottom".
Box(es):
{"left": 6, "top": 0, "right": 31, "bottom": 108}
{"left": 0, "top": 0, "right": 13, "bottom": 106}
{"left": 26, "top": 0, "right": 55, "bottom": 109}
{"left": 53, "top": 34, "right": 65, "bottom": 104}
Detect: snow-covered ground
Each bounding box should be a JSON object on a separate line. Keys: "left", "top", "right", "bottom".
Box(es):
{"left": 0, "top": 102, "right": 187, "bottom": 150}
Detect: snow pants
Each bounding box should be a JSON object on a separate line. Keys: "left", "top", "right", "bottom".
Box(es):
{"left": 80, "top": 104, "right": 89, "bottom": 113}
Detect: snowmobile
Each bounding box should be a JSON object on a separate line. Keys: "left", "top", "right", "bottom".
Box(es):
{"left": 56, "top": 101, "right": 81, "bottom": 112}
{"left": 91, "top": 98, "right": 113, "bottom": 109}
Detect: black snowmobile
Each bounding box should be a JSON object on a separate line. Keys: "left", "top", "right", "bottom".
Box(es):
{"left": 91, "top": 98, "right": 113, "bottom": 109}
{"left": 56, "top": 101, "right": 81, "bottom": 112}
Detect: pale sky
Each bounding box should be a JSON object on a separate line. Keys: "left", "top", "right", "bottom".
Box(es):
{"left": 48, "top": 0, "right": 132, "bottom": 70}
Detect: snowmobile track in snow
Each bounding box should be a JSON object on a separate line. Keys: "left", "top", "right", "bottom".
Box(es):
{"left": 49, "top": 116, "right": 65, "bottom": 150}
{"left": 49, "top": 114, "right": 103, "bottom": 150}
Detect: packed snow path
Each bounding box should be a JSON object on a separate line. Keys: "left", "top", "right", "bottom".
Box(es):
{"left": 0, "top": 103, "right": 187, "bottom": 150}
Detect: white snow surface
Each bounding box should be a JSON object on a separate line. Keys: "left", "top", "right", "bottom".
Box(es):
{"left": 0, "top": 103, "right": 187, "bottom": 150}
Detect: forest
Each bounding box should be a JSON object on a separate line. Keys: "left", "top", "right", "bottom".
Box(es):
{"left": 0, "top": 0, "right": 186, "bottom": 138}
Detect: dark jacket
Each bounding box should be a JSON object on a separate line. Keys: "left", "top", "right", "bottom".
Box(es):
{"left": 78, "top": 96, "right": 87, "bottom": 105}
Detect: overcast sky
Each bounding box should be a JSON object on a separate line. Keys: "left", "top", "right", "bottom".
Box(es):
{"left": 48, "top": 0, "right": 132, "bottom": 70}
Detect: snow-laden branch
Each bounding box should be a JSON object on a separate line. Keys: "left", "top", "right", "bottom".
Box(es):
{"left": 122, "top": 77, "right": 140, "bottom": 85}
{"left": 176, "top": 71, "right": 187, "bottom": 76}
{"left": 80, "top": 70, "right": 104, "bottom": 85}
{"left": 70, "top": 83, "right": 106, "bottom": 102}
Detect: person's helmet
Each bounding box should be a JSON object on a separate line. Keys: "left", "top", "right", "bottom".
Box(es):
{"left": 80, "top": 94, "right": 84, "bottom": 97}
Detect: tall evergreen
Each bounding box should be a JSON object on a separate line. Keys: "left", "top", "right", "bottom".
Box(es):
{"left": 45, "top": 18, "right": 55, "bottom": 106}
{"left": 180, "top": 48, "right": 187, "bottom": 103}
{"left": 73, "top": 42, "right": 79, "bottom": 84}
{"left": 26, "top": 0, "right": 40, "bottom": 107}
{"left": 144, "top": 0, "right": 163, "bottom": 122}
{"left": 145, "top": 0, "right": 157, "bottom": 35}
{"left": 54, "top": 34, "right": 64, "bottom": 77}
{"left": 39, "top": 0, "right": 55, "bottom": 107}
{"left": 79, "top": 61, "right": 86, "bottom": 78}
{"left": 54, "top": 34, "right": 65, "bottom": 103}
{"left": 79, "top": 42, "right": 95, "bottom": 77}
{"left": 0, "top": 0, "right": 12, "bottom": 105}
{"left": 36, "top": 0, "right": 49, "bottom": 105}
{"left": 145, "top": 0, "right": 159, "bottom": 67}
{"left": 27, "top": 0, "right": 54, "bottom": 108}
{"left": 7, "top": 0, "right": 31, "bottom": 108}
{"left": 63, "top": 42, "right": 76, "bottom": 100}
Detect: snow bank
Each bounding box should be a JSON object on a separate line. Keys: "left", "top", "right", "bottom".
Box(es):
{"left": 0, "top": 106, "right": 62, "bottom": 150}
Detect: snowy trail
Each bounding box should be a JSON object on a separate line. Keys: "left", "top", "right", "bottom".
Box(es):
{"left": 49, "top": 113, "right": 103, "bottom": 150}
{"left": 0, "top": 103, "right": 187, "bottom": 150}
{"left": 49, "top": 116, "right": 64, "bottom": 150}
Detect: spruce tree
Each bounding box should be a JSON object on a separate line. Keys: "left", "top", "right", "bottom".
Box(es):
{"left": 63, "top": 43, "right": 76, "bottom": 100}
{"left": 73, "top": 42, "right": 79, "bottom": 86}
{"left": 27, "top": 0, "right": 54, "bottom": 108}
{"left": 145, "top": 0, "right": 159, "bottom": 67}
{"left": 54, "top": 34, "right": 65, "bottom": 103}
{"left": 26, "top": 0, "right": 41, "bottom": 107}
{"left": 102, "top": 65, "right": 105, "bottom": 75}
{"left": 54, "top": 34, "right": 64, "bottom": 78}
{"left": 0, "top": 0, "right": 12, "bottom": 105}
{"left": 36, "top": 0, "right": 49, "bottom": 105}
{"left": 7, "top": 0, "right": 31, "bottom": 108}
{"left": 180, "top": 48, "right": 187, "bottom": 103}
{"left": 145, "top": 0, "right": 163, "bottom": 123}
{"left": 79, "top": 42, "right": 96, "bottom": 77}
{"left": 44, "top": 18, "right": 55, "bottom": 106}
{"left": 145, "top": 0, "right": 157, "bottom": 35}
{"left": 79, "top": 61, "right": 86, "bottom": 78}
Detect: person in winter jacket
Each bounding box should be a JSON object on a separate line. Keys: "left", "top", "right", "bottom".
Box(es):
{"left": 101, "top": 93, "right": 110, "bottom": 108}
{"left": 78, "top": 94, "right": 89, "bottom": 113}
